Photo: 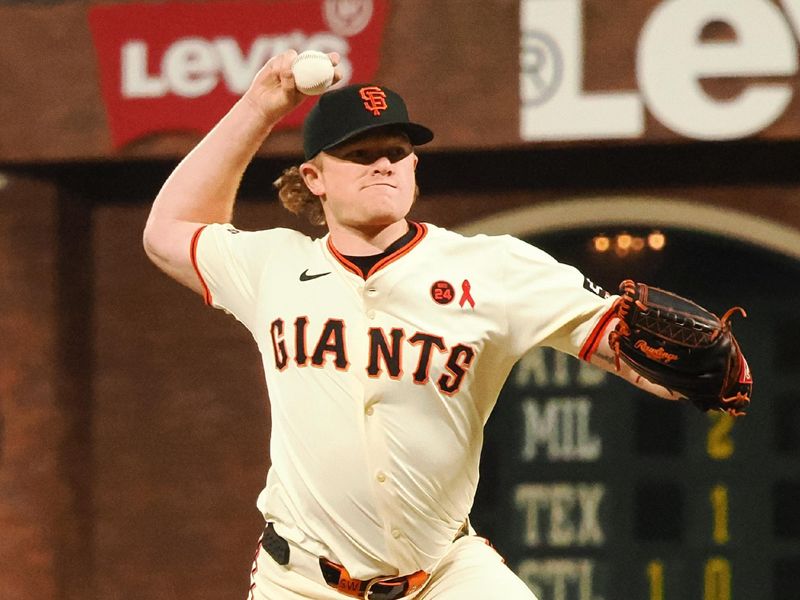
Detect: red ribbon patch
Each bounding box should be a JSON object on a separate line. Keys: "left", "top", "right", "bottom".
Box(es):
{"left": 459, "top": 279, "right": 475, "bottom": 309}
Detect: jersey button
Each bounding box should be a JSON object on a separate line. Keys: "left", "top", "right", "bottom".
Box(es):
{"left": 367, "top": 310, "right": 376, "bottom": 319}
{"left": 365, "top": 406, "right": 374, "bottom": 416}
{"left": 367, "top": 288, "right": 378, "bottom": 296}
{"left": 391, "top": 529, "right": 401, "bottom": 539}
{"left": 376, "top": 471, "right": 387, "bottom": 483}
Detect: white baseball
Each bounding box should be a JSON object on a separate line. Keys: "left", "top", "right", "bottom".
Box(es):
{"left": 291, "top": 50, "right": 335, "bottom": 96}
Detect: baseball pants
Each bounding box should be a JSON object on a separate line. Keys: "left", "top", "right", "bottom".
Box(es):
{"left": 248, "top": 532, "right": 537, "bottom": 599}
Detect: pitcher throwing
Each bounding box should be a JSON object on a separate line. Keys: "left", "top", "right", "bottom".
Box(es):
{"left": 143, "top": 49, "right": 751, "bottom": 600}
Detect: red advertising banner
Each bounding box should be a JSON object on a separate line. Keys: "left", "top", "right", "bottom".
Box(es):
{"left": 88, "top": 0, "right": 389, "bottom": 148}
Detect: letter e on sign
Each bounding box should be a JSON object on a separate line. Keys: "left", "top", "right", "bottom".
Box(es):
{"left": 638, "top": 0, "right": 798, "bottom": 140}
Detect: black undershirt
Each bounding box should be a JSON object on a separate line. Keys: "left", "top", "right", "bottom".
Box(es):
{"left": 342, "top": 221, "right": 418, "bottom": 277}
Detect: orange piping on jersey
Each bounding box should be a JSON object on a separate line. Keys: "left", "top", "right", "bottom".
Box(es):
{"left": 326, "top": 222, "right": 428, "bottom": 279}
{"left": 578, "top": 301, "right": 618, "bottom": 362}
{"left": 190, "top": 225, "right": 213, "bottom": 306}
{"left": 326, "top": 240, "right": 365, "bottom": 277}
{"left": 366, "top": 222, "right": 427, "bottom": 278}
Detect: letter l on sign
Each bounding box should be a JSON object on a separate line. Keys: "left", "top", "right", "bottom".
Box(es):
{"left": 520, "top": 0, "right": 644, "bottom": 141}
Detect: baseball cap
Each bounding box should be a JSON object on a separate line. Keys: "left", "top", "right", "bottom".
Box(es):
{"left": 302, "top": 84, "right": 434, "bottom": 160}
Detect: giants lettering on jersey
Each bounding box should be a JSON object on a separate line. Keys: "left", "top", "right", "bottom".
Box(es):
{"left": 270, "top": 317, "right": 476, "bottom": 395}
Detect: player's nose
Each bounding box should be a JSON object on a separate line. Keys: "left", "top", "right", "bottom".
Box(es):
{"left": 371, "top": 155, "right": 393, "bottom": 174}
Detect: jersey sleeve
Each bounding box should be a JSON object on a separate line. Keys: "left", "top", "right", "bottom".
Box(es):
{"left": 500, "top": 235, "right": 617, "bottom": 361}
{"left": 191, "top": 223, "right": 298, "bottom": 333}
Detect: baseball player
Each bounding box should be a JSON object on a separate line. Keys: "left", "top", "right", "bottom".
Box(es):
{"left": 143, "top": 50, "right": 750, "bottom": 599}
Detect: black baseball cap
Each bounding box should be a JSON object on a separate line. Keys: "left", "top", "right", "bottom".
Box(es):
{"left": 302, "top": 84, "right": 434, "bottom": 160}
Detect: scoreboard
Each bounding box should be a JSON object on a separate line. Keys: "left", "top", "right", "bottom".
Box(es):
{"left": 471, "top": 229, "right": 800, "bottom": 600}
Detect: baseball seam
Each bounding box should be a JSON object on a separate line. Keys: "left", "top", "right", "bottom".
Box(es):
{"left": 293, "top": 55, "right": 333, "bottom": 89}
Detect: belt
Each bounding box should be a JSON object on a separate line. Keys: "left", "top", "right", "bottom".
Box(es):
{"left": 261, "top": 521, "right": 469, "bottom": 600}
{"left": 319, "top": 557, "right": 428, "bottom": 600}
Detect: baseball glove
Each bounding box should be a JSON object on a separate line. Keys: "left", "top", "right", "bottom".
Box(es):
{"left": 608, "top": 280, "right": 752, "bottom": 416}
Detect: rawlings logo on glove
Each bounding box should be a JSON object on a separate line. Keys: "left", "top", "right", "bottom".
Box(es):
{"left": 608, "top": 280, "right": 752, "bottom": 417}
{"left": 634, "top": 339, "right": 679, "bottom": 363}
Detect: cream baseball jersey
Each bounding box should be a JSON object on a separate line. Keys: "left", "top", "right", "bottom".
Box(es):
{"left": 192, "top": 221, "right": 616, "bottom": 580}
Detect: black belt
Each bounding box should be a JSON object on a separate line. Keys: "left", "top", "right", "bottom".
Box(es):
{"left": 261, "top": 520, "right": 469, "bottom": 600}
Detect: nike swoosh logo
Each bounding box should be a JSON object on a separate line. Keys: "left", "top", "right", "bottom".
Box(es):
{"left": 299, "top": 269, "right": 331, "bottom": 282}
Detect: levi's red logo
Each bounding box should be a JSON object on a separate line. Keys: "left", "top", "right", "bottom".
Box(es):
{"left": 88, "top": 0, "right": 388, "bottom": 148}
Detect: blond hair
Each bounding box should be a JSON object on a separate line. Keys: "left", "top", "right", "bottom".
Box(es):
{"left": 273, "top": 165, "right": 326, "bottom": 226}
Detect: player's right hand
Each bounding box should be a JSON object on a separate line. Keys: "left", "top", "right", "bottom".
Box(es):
{"left": 243, "top": 49, "right": 342, "bottom": 125}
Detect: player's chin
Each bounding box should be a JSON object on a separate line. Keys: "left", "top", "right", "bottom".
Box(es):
{"left": 369, "top": 190, "right": 413, "bottom": 210}
{"left": 360, "top": 199, "right": 410, "bottom": 222}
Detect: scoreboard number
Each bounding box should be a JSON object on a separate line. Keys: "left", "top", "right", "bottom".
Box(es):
{"left": 706, "top": 412, "right": 734, "bottom": 460}
{"left": 646, "top": 560, "right": 664, "bottom": 600}
{"left": 704, "top": 557, "right": 732, "bottom": 600}
{"left": 709, "top": 485, "right": 729, "bottom": 545}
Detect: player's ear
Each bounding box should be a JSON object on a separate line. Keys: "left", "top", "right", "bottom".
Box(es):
{"left": 300, "top": 160, "right": 324, "bottom": 196}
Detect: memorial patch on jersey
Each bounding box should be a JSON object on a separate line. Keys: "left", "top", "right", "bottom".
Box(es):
{"left": 583, "top": 277, "right": 610, "bottom": 299}
{"left": 459, "top": 279, "right": 475, "bottom": 309}
{"left": 431, "top": 280, "right": 455, "bottom": 305}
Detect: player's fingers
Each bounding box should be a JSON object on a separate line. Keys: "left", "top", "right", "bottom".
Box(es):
{"left": 279, "top": 67, "right": 298, "bottom": 93}
{"left": 326, "top": 52, "right": 344, "bottom": 85}
{"left": 322, "top": 52, "right": 345, "bottom": 86}
{"left": 281, "top": 49, "right": 299, "bottom": 69}
{"left": 280, "top": 50, "right": 302, "bottom": 88}
{"left": 260, "top": 49, "right": 296, "bottom": 78}
{"left": 253, "top": 55, "right": 280, "bottom": 86}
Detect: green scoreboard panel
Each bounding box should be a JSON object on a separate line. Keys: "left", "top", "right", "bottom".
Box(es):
{"left": 471, "top": 230, "right": 800, "bottom": 600}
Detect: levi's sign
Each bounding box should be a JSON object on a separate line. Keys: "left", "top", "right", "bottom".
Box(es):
{"left": 88, "top": 0, "right": 388, "bottom": 148}
{"left": 521, "top": 0, "right": 800, "bottom": 141}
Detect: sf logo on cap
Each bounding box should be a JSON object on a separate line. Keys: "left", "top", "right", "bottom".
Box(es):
{"left": 360, "top": 86, "right": 388, "bottom": 116}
